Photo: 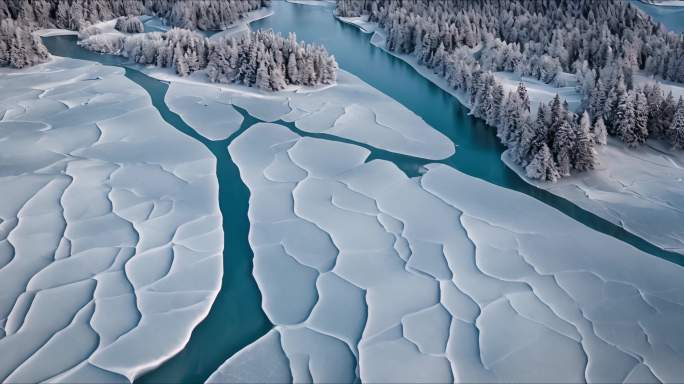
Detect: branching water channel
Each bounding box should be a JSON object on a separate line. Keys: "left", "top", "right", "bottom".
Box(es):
{"left": 42, "top": 3, "right": 683, "bottom": 381}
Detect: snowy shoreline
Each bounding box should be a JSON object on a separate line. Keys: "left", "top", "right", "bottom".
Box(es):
{"left": 338, "top": 13, "right": 684, "bottom": 256}
{"left": 336, "top": 16, "right": 582, "bottom": 114}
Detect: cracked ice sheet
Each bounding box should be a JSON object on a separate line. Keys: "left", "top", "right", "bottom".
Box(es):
{"left": 145, "top": 67, "right": 454, "bottom": 160}
{"left": 217, "top": 122, "right": 684, "bottom": 383}
{"left": 165, "top": 81, "right": 243, "bottom": 141}
{"left": 0, "top": 57, "right": 222, "bottom": 382}
{"left": 503, "top": 136, "right": 684, "bottom": 256}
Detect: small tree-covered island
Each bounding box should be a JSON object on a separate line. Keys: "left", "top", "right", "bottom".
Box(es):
{"left": 1, "top": 0, "right": 684, "bottom": 383}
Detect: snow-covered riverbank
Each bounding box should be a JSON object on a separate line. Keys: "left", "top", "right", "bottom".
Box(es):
{"left": 337, "top": 17, "right": 582, "bottom": 113}
{"left": 339, "top": 13, "right": 684, "bottom": 257}
{"left": 0, "top": 57, "right": 222, "bottom": 382}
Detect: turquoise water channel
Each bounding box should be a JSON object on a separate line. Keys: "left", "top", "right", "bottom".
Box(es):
{"left": 42, "top": 2, "right": 682, "bottom": 382}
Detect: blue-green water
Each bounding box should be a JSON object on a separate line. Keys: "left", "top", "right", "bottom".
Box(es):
{"left": 42, "top": 2, "right": 683, "bottom": 383}
{"left": 630, "top": 0, "right": 684, "bottom": 34}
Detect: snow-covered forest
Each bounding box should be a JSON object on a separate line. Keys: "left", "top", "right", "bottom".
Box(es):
{"left": 0, "top": 0, "right": 268, "bottom": 31}
{"left": 80, "top": 28, "right": 337, "bottom": 90}
{"left": 338, "top": 0, "right": 684, "bottom": 181}
{"left": 0, "top": 0, "right": 269, "bottom": 68}
{"left": 115, "top": 16, "right": 144, "bottom": 34}
{"left": 0, "top": 18, "right": 49, "bottom": 68}
{"left": 0, "top": 0, "right": 334, "bottom": 90}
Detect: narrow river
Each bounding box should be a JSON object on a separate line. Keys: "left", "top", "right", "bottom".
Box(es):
{"left": 42, "top": 1, "right": 682, "bottom": 383}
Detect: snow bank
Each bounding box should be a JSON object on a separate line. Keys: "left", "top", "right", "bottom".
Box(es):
{"left": 215, "top": 122, "right": 684, "bottom": 383}
{"left": 503, "top": 136, "right": 684, "bottom": 255}
{"left": 337, "top": 15, "right": 378, "bottom": 34}
{"left": 151, "top": 67, "right": 454, "bottom": 160}
{"left": 0, "top": 57, "right": 222, "bottom": 382}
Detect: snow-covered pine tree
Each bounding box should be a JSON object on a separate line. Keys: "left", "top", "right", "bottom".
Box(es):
{"left": 286, "top": 52, "right": 299, "bottom": 84}
{"left": 659, "top": 92, "right": 677, "bottom": 137}
{"left": 574, "top": 111, "right": 596, "bottom": 171}
{"left": 516, "top": 115, "right": 536, "bottom": 166}
{"left": 592, "top": 117, "right": 608, "bottom": 146}
{"left": 668, "top": 97, "right": 684, "bottom": 149}
{"left": 525, "top": 143, "right": 560, "bottom": 182}
{"left": 487, "top": 84, "right": 505, "bottom": 127}
{"left": 633, "top": 90, "right": 649, "bottom": 146}
{"left": 174, "top": 45, "right": 189, "bottom": 76}
{"left": 255, "top": 60, "right": 271, "bottom": 90}
{"left": 115, "top": 16, "right": 144, "bottom": 33}
{"left": 644, "top": 83, "right": 664, "bottom": 137}
{"left": 553, "top": 117, "right": 576, "bottom": 177}
{"left": 615, "top": 90, "right": 637, "bottom": 147}
{"left": 516, "top": 82, "right": 530, "bottom": 112}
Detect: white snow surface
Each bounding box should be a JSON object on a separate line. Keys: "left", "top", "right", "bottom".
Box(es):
{"left": 214, "top": 122, "right": 684, "bottom": 383}
{"left": 0, "top": 57, "right": 222, "bottom": 382}
{"left": 151, "top": 67, "right": 454, "bottom": 160}
{"left": 503, "top": 137, "right": 684, "bottom": 255}
{"left": 165, "top": 82, "right": 244, "bottom": 141}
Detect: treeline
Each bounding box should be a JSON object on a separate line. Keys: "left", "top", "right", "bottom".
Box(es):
{"left": 0, "top": 0, "right": 269, "bottom": 68}
{"left": 115, "top": 16, "right": 144, "bottom": 33}
{"left": 338, "top": 0, "right": 684, "bottom": 181}
{"left": 0, "top": 0, "right": 268, "bottom": 31}
{"left": 207, "top": 31, "right": 337, "bottom": 89}
{"left": 80, "top": 28, "right": 338, "bottom": 90}
{"left": 0, "top": 19, "right": 49, "bottom": 68}
{"left": 337, "top": 0, "right": 684, "bottom": 83}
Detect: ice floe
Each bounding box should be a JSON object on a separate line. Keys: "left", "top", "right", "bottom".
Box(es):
{"left": 165, "top": 81, "right": 244, "bottom": 141}
{"left": 215, "top": 122, "right": 684, "bottom": 383}
{"left": 148, "top": 67, "right": 455, "bottom": 160}
{"left": 0, "top": 57, "right": 222, "bottom": 382}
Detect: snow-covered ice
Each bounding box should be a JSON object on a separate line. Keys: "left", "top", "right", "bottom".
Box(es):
{"left": 0, "top": 57, "right": 222, "bottom": 382}
{"left": 149, "top": 67, "right": 454, "bottom": 160}
{"left": 503, "top": 137, "right": 684, "bottom": 255}
{"left": 165, "top": 82, "right": 244, "bottom": 140}
{"left": 214, "top": 122, "right": 684, "bottom": 383}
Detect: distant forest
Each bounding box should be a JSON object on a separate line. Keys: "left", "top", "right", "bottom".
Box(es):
{"left": 338, "top": 0, "right": 684, "bottom": 181}
{"left": 0, "top": 0, "right": 337, "bottom": 90}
